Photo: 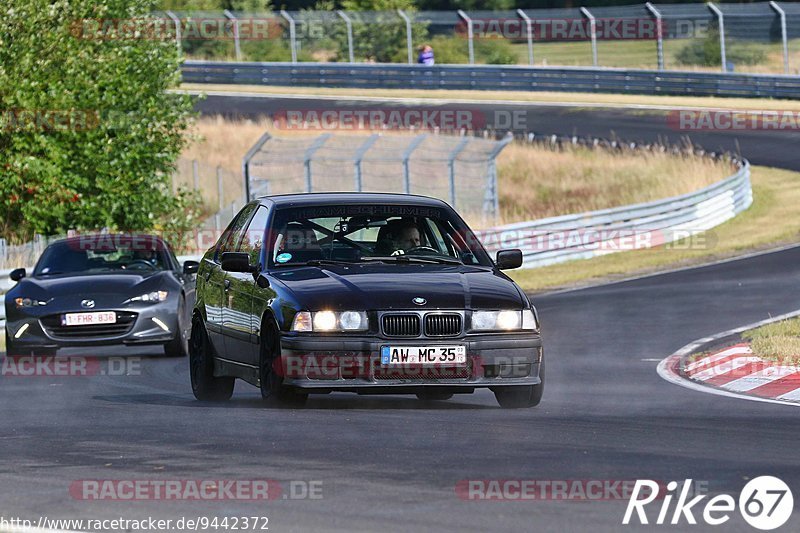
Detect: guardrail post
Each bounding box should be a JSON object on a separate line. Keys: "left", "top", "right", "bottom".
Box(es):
{"left": 517, "top": 9, "right": 534, "bottom": 66}
{"left": 401, "top": 134, "right": 427, "bottom": 194}
{"left": 580, "top": 7, "right": 598, "bottom": 67}
{"left": 457, "top": 10, "right": 474, "bottom": 65}
{"left": 353, "top": 134, "right": 379, "bottom": 193}
{"left": 398, "top": 10, "right": 413, "bottom": 65}
{"left": 448, "top": 137, "right": 470, "bottom": 208}
{"left": 166, "top": 11, "right": 182, "bottom": 57}
{"left": 303, "top": 133, "right": 332, "bottom": 193}
{"left": 280, "top": 10, "right": 297, "bottom": 64}
{"left": 708, "top": 3, "right": 727, "bottom": 73}
{"left": 223, "top": 10, "right": 242, "bottom": 61}
{"left": 242, "top": 132, "right": 272, "bottom": 201}
{"left": 645, "top": 2, "right": 664, "bottom": 71}
{"left": 770, "top": 2, "right": 790, "bottom": 74}
{"left": 337, "top": 10, "right": 355, "bottom": 63}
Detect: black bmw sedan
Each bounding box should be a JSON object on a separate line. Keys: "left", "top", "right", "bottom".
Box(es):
{"left": 4, "top": 234, "right": 199, "bottom": 357}
{"left": 190, "top": 193, "right": 543, "bottom": 408}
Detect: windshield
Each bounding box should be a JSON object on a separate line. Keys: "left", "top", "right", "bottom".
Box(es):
{"left": 268, "top": 204, "right": 492, "bottom": 267}
{"left": 33, "top": 236, "right": 171, "bottom": 275}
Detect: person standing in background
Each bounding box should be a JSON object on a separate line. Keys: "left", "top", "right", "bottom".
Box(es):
{"left": 418, "top": 44, "right": 434, "bottom": 66}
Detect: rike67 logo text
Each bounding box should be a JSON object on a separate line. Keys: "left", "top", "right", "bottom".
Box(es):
{"left": 623, "top": 477, "right": 793, "bottom": 530}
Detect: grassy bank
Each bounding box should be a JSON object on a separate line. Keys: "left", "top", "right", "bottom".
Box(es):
{"left": 509, "top": 165, "right": 800, "bottom": 292}
{"left": 743, "top": 317, "right": 800, "bottom": 364}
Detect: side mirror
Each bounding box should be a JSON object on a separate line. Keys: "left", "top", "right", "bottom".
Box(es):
{"left": 221, "top": 252, "right": 257, "bottom": 273}
{"left": 183, "top": 260, "right": 200, "bottom": 274}
{"left": 495, "top": 249, "right": 523, "bottom": 270}
{"left": 9, "top": 268, "right": 26, "bottom": 282}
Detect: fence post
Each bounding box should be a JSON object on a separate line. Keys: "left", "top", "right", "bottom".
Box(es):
{"left": 770, "top": 1, "right": 789, "bottom": 74}
{"left": 448, "top": 137, "right": 470, "bottom": 209}
{"left": 216, "top": 166, "right": 224, "bottom": 211}
{"left": 165, "top": 11, "right": 182, "bottom": 57}
{"left": 401, "top": 134, "right": 427, "bottom": 194}
{"left": 303, "top": 133, "right": 332, "bottom": 193}
{"left": 0, "top": 238, "right": 6, "bottom": 267}
{"left": 645, "top": 2, "right": 664, "bottom": 71}
{"left": 242, "top": 132, "right": 272, "bottom": 202}
{"left": 192, "top": 159, "right": 199, "bottom": 191}
{"left": 337, "top": 11, "right": 355, "bottom": 63}
{"left": 398, "top": 10, "right": 413, "bottom": 65}
{"left": 457, "top": 10, "right": 474, "bottom": 65}
{"left": 708, "top": 3, "right": 727, "bottom": 73}
{"left": 353, "top": 134, "right": 379, "bottom": 193}
{"left": 280, "top": 10, "right": 297, "bottom": 64}
{"left": 517, "top": 9, "right": 534, "bottom": 66}
{"left": 485, "top": 134, "right": 514, "bottom": 219}
{"left": 580, "top": 7, "right": 598, "bottom": 67}
{"left": 223, "top": 10, "right": 241, "bottom": 61}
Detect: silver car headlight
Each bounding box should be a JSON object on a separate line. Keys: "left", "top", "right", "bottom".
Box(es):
{"left": 124, "top": 290, "right": 168, "bottom": 304}
{"left": 472, "top": 310, "right": 538, "bottom": 331}
{"left": 291, "top": 310, "right": 368, "bottom": 332}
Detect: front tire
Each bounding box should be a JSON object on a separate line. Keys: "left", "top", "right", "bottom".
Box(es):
{"left": 260, "top": 318, "right": 307, "bottom": 407}
{"left": 494, "top": 357, "right": 544, "bottom": 409}
{"left": 189, "top": 316, "right": 234, "bottom": 401}
{"left": 164, "top": 295, "right": 189, "bottom": 358}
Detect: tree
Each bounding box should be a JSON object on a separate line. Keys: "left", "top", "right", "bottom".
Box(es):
{"left": 0, "top": 0, "right": 196, "bottom": 243}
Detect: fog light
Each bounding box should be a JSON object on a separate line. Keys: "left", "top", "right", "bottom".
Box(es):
{"left": 151, "top": 317, "right": 170, "bottom": 332}
{"left": 14, "top": 323, "right": 30, "bottom": 339}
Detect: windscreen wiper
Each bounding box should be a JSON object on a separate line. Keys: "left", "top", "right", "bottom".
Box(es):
{"left": 362, "top": 255, "right": 462, "bottom": 265}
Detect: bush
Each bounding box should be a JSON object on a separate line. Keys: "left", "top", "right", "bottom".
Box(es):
{"left": 676, "top": 30, "right": 767, "bottom": 67}
{"left": 0, "top": 0, "right": 195, "bottom": 244}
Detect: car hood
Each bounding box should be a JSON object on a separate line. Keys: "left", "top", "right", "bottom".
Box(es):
{"left": 269, "top": 264, "right": 526, "bottom": 311}
{"left": 6, "top": 272, "right": 168, "bottom": 311}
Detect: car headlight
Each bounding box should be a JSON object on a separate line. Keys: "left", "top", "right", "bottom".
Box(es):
{"left": 472, "top": 310, "right": 538, "bottom": 331}
{"left": 291, "top": 310, "right": 368, "bottom": 332}
{"left": 124, "top": 291, "right": 168, "bottom": 304}
{"left": 14, "top": 297, "right": 48, "bottom": 308}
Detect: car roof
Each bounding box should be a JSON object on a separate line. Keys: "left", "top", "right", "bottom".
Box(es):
{"left": 257, "top": 192, "right": 451, "bottom": 209}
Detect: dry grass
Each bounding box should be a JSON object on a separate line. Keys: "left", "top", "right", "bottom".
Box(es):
{"left": 743, "top": 317, "right": 800, "bottom": 364}
{"left": 496, "top": 143, "right": 729, "bottom": 222}
{"left": 181, "top": 83, "right": 800, "bottom": 112}
{"left": 510, "top": 165, "right": 800, "bottom": 292}
{"left": 183, "top": 117, "right": 730, "bottom": 226}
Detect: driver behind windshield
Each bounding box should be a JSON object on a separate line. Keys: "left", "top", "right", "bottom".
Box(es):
{"left": 375, "top": 219, "right": 423, "bottom": 256}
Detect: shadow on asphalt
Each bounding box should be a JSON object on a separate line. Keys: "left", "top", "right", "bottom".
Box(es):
{"left": 91, "top": 393, "right": 496, "bottom": 410}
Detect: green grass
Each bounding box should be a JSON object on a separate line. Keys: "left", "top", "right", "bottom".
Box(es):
{"left": 509, "top": 165, "right": 800, "bottom": 293}
{"left": 743, "top": 317, "right": 800, "bottom": 364}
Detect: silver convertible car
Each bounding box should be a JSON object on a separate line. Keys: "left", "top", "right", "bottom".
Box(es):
{"left": 4, "top": 234, "right": 198, "bottom": 357}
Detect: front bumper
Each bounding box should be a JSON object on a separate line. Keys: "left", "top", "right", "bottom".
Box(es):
{"left": 5, "top": 303, "right": 179, "bottom": 350}
{"left": 278, "top": 333, "right": 542, "bottom": 390}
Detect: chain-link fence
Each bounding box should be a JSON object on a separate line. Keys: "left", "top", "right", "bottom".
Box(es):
{"left": 148, "top": 3, "right": 800, "bottom": 74}
{"left": 243, "top": 132, "right": 512, "bottom": 224}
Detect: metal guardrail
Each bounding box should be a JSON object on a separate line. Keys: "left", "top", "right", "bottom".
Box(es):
{"left": 481, "top": 160, "right": 752, "bottom": 269}
{"left": 182, "top": 61, "right": 800, "bottom": 98}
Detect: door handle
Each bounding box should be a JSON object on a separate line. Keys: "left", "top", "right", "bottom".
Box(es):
{"left": 224, "top": 279, "right": 231, "bottom": 290}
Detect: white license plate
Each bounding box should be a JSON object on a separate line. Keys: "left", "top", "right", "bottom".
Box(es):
{"left": 381, "top": 345, "right": 466, "bottom": 365}
{"left": 62, "top": 311, "right": 117, "bottom": 326}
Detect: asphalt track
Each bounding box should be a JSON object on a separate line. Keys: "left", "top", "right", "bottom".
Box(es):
{"left": 3, "top": 95, "right": 800, "bottom": 532}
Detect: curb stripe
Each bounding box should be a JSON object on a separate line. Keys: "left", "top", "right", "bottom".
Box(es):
{"left": 705, "top": 361, "right": 771, "bottom": 386}
{"left": 748, "top": 372, "right": 800, "bottom": 397}
{"left": 684, "top": 345, "right": 752, "bottom": 375}
{"left": 721, "top": 365, "right": 794, "bottom": 392}
{"left": 690, "top": 356, "right": 762, "bottom": 382}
